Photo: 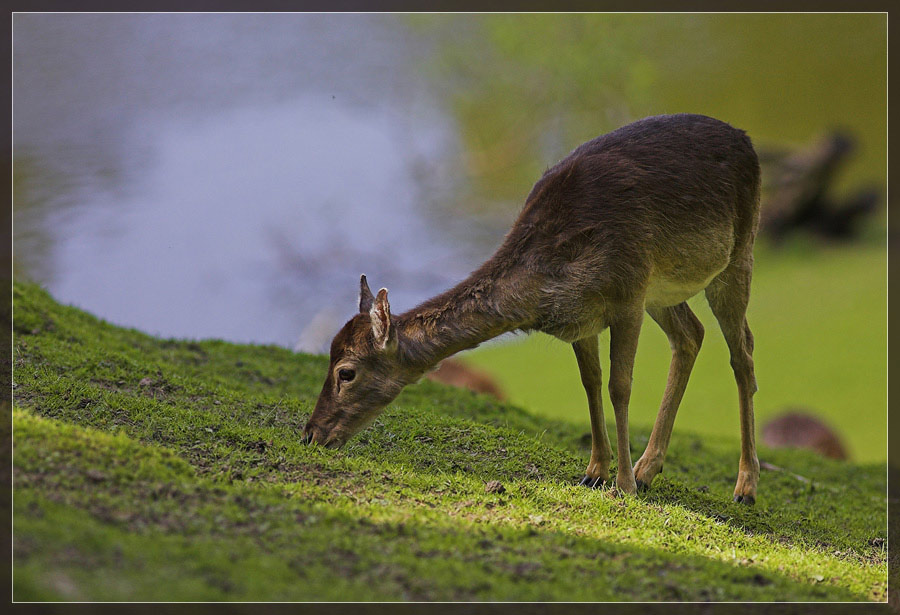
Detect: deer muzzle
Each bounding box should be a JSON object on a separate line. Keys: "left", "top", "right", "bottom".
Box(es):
{"left": 302, "top": 420, "right": 345, "bottom": 449}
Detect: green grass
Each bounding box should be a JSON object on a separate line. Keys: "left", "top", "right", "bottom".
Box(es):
{"left": 463, "top": 241, "right": 887, "bottom": 464}
{"left": 11, "top": 282, "right": 887, "bottom": 601}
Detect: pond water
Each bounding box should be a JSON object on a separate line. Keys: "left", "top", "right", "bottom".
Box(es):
{"left": 14, "top": 14, "right": 496, "bottom": 349}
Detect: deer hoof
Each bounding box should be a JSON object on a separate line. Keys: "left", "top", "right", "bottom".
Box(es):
{"left": 733, "top": 494, "right": 756, "bottom": 506}
{"left": 636, "top": 479, "right": 649, "bottom": 492}
{"left": 579, "top": 475, "right": 606, "bottom": 489}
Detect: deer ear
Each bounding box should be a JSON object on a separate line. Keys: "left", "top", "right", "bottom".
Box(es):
{"left": 359, "top": 274, "right": 374, "bottom": 313}
{"left": 370, "top": 288, "right": 397, "bottom": 352}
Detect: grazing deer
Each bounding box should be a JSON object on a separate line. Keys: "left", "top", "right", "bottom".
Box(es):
{"left": 304, "top": 114, "right": 762, "bottom": 504}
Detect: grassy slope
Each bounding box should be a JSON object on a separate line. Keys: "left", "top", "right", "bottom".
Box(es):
{"left": 11, "top": 282, "right": 887, "bottom": 602}
{"left": 463, "top": 242, "right": 887, "bottom": 463}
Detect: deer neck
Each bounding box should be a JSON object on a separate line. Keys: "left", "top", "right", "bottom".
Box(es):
{"left": 396, "top": 266, "right": 537, "bottom": 371}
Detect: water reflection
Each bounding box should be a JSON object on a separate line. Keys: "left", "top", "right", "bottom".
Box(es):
{"left": 14, "top": 14, "right": 491, "bottom": 348}
{"left": 50, "top": 99, "right": 477, "bottom": 347}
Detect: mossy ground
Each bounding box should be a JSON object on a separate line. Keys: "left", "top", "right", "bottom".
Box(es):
{"left": 11, "top": 282, "right": 887, "bottom": 602}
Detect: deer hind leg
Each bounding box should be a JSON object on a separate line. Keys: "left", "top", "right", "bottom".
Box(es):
{"left": 633, "top": 302, "right": 704, "bottom": 490}
{"left": 573, "top": 335, "right": 613, "bottom": 488}
{"left": 608, "top": 306, "right": 644, "bottom": 495}
{"left": 705, "top": 260, "right": 760, "bottom": 505}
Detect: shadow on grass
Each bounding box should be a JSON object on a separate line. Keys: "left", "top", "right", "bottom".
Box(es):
{"left": 373, "top": 384, "right": 886, "bottom": 566}
{"left": 13, "top": 479, "right": 868, "bottom": 602}
{"left": 629, "top": 439, "right": 887, "bottom": 563}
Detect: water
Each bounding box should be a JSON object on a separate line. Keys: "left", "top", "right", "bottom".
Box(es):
{"left": 13, "top": 14, "right": 493, "bottom": 349}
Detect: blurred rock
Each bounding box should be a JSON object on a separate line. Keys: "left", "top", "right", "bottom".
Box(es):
{"left": 425, "top": 358, "right": 505, "bottom": 400}
{"left": 761, "top": 409, "right": 848, "bottom": 460}
{"left": 759, "top": 131, "right": 880, "bottom": 243}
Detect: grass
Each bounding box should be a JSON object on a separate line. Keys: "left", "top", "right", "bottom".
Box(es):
{"left": 462, "top": 240, "right": 887, "bottom": 464}
{"left": 11, "top": 281, "right": 887, "bottom": 602}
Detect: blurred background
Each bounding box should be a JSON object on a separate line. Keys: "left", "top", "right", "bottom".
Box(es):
{"left": 13, "top": 14, "right": 886, "bottom": 462}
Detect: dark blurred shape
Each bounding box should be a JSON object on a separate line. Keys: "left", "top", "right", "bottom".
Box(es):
{"left": 761, "top": 409, "right": 848, "bottom": 460}
{"left": 759, "top": 131, "right": 880, "bottom": 242}
{"left": 425, "top": 358, "right": 505, "bottom": 400}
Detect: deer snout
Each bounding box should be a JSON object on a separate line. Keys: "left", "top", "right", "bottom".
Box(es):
{"left": 302, "top": 420, "right": 346, "bottom": 449}
{"left": 302, "top": 421, "right": 326, "bottom": 446}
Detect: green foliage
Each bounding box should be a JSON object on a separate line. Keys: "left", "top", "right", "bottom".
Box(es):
{"left": 12, "top": 282, "right": 887, "bottom": 601}
{"left": 414, "top": 14, "right": 886, "bottom": 210}
{"left": 416, "top": 14, "right": 660, "bottom": 204}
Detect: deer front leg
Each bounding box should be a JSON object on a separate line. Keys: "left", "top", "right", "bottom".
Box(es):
{"left": 572, "top": 336, "right": 612, "bottom": 488}
{"left": 608, "top": 307, "right": 644, "bottom": 495}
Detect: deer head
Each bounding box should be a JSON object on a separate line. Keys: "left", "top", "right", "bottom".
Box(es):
{"left": 303, "top": 275, "right": 414, "bottom": 448}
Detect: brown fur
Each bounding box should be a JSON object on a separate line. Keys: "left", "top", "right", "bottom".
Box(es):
{"left": 305, "top": 114, "right": 761, "bottom": 503}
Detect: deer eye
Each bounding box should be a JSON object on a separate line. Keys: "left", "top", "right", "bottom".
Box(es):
{"left": 338, "top": 368, "right": 356, "bottom": 382}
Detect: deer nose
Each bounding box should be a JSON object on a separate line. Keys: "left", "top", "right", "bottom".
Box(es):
{"left": 302, "top": 422, "right": 324, "bottom": 445}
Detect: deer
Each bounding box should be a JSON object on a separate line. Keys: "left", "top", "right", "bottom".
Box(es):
{"left": 303, "top": 113, "right": 762, "bottom": 505}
